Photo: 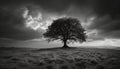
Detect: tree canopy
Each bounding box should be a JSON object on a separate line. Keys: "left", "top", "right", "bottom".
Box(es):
{"left": 44, "top": 17, "right": 87, "bottom": 48}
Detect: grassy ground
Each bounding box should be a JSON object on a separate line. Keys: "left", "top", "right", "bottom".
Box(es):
{"left": 0, "top": 47, "right": 120, "bottom": 69}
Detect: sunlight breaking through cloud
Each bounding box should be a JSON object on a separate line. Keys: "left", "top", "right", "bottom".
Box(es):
{"left": 22, "top": 7, "right": 67, "bottom": 31}
{"left": 22, "top": 8, "right": 46, "bottom": 30}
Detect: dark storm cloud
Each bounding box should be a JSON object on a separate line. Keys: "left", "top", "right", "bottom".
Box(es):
{"left": 0, "top": 0, "right": 94, "bottom": 13}
{"left": 89, "top": 15, "right": 120, "bottom": 39}
{"left": 0, "top": 6, "right": 42, "bottom": 40}
{"left": 94, "top": 0, "right": 120, "bottom": 19}
{"left": 33, "top": 0, "right": 91, "bottom": 12}
{"left": 88, "top": 0, "right": 120, "bottom": 39}
{"left": 0, "top": 0, "right": 94, "bottom": 40}
{"left": 1, "top": 0, "right": 120, "bottom": 41}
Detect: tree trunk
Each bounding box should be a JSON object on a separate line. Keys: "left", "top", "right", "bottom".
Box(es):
{"left": 62, "top": 39, "right": 69, "bottom": 48}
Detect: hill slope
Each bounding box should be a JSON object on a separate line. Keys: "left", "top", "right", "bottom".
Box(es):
{"left": 0, "top": 47, "right": 120, "bottom": 69}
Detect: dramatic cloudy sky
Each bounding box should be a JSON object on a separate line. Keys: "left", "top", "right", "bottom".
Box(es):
{"left": 0, "top": 0, "right": 120, "bottom": 48}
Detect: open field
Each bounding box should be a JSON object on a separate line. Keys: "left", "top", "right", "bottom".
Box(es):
{"left": 0, "top": 47, "right": 120, "bottom": 69}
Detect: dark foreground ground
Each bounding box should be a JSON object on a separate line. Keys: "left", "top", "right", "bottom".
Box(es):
{"left": 0, "top": 47, "right": 120, "bottom": 69}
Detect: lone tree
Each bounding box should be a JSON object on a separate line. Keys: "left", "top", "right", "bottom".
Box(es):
{"left": 44, "top": 17, "right": 87, "bottom": 48}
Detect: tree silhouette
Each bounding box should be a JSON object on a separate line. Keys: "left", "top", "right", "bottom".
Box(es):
{"left": 44, "top": 17, "right": 87, "bottom": 48}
